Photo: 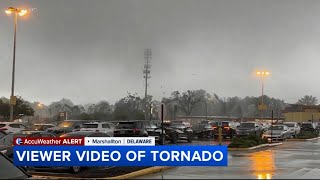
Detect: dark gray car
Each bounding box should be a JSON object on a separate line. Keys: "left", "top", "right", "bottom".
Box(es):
{"left": 192, "top": 121, "right": 213, "bottom": 138}
{"left": 235, "top": 122, "right": 263, "bottom": 137}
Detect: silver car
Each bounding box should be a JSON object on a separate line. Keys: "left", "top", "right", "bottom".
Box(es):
{"left": 263, "top": 125, "right": 291, "bottom": 141}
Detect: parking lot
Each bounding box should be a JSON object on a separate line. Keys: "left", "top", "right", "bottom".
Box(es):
{"left": 137, "top": 138, "right": 320, "bottom": 179}
{"left": 2, "top": 120, "right": 319, "bottom": 179}
{"left": 29, "top": 136, "right": 320, "bottom": 179}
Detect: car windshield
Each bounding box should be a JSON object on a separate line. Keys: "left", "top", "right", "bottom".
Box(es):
{"left": 240, "top": 123, "right": 255, "bottom": 128}
{"left": 172, "top": 121, "right": 183, "bottom": 124}
{"left": 0, "top": 133, "right": 15, "bottom": 146}
{"left": 0, "top": 153, "right": 29, "bottom": 179}
{"left": 210, "top": 122, "right": 218, "bottom": 126}
{"left": 116, "top": 122, "right": 141, "bottom": 129}
{"left": 171, "top": 123, "right": 186, "bottom": 129}
{"left": 301, "top": 124, "right": 313, "bottom": 128}
{"left": 31, "top": 124, "right": 46, "bottom": 130}
{"left": 284, "top": 123, "right": 294, "bottom": 127}
{"left": 83, "top": 124, "right": 98, "bottom": 128}
{"left": 222, "top": 122, "right": 230, "bottom": 126}
{"left": 270, "top": 126, "right": 284, "bottom": 130}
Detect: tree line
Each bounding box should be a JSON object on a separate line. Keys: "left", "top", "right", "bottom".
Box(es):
{"left": 0, "top": 92, "right": 318, "bottom": 121}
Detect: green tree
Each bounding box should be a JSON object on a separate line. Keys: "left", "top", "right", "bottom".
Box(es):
{"left": 297, "top": 95, "right": 318, "bottom": 105}
{"left": 113, "top": 93, "right": 145, "bottom": 120}
{"left": 87, "top": 101, "right": 113, "bottom": 120}
{"left": 0, "top": 97, "right": 34, "bottom": 120}
{"left": 171, "top": 90, "right": 205, "bottom": 116}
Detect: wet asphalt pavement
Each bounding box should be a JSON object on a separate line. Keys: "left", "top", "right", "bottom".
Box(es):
{"left": 137, "top": 138, "right": 320, "bottom": 179}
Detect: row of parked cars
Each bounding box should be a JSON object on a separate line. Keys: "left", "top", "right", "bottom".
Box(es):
{"left": 1, "top": 119, "right": 319, "bottom": 175}
{"left": 0, "top": 119, "right": 196, "bottom": 174}
{"left": 191, "top": 120, "right": 320, "bottom": 141}
{"left": 0, "top": 120, "right": 115, "bottom": 174}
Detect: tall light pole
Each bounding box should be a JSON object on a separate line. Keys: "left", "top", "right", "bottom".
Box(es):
{"left": 5, "top": 7, "right": 28, "bottom": 121}
{"left": 37, "top": 103, "right": 43, "bottom": 122}
{"left": 256, "top": 71, "right": 270, "bottom": 122}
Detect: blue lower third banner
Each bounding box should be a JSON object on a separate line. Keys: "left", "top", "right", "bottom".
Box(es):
{"left": 14, "top": 145, "right": 228, "bottom": 166}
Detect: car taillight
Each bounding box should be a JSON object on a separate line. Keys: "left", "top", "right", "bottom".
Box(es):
{"left": 0, "top": 128, "right": 8, "bottom": 131}
{"left": 212, "top": 126, "right": 217, "bottom": 130}
{"left": 133, "top": 129, "right": 141, "bottom": 134}
{"left": 224, "top": 126, "right": 230, "bottom": 130}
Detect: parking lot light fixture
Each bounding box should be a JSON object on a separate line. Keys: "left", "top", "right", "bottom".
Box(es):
{"left": 5, "top": 7, "right": 29, "bottom": 121}
{"left": 256, "top": 70, "right": 271, "bottom": 121}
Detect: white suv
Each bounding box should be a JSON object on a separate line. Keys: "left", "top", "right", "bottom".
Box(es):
{"left": 0, "top": 122, "right": 27, "bottom": 134}
{"left": 283, "top": 122, "right": 301, "bottom": 138}
{"left": 80, "top": 122, "right": 115, "bottom": 136}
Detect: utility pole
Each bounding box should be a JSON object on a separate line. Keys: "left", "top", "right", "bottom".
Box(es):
{"left": 205, "top": 101, "right": 208, "bottom": 121}
{"left": 143, "top": 49, "right": 152, "bottom": 120}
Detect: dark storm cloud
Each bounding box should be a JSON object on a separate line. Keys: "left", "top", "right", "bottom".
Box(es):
{"left": 1, "top": 0, "right": 320, "bottom": 105}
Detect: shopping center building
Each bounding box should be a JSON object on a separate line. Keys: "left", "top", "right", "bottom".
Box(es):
{"left": 283, "top": 104, "right": 320, "bottom": 123}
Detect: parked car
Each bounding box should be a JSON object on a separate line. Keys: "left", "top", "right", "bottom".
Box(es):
{"left": 209, "top": 121, "right": 219, "bottom": 131}
{"left": 192, "top": 121, "right": 213, "bottom": 138}
{"left": 263, "top": 124, "right": 291, "bottom": 141}
{"left": 300, "top": 122, "right": 319, "bottom": 133}
{"left": 80, "top": 122, "right": 115, "bottom": 136}
{"left": 261, "top": 122, "right": 271, "bottom": 132}
{"left": 313, "top": 122, "right": 320, "bottom": 131}
{"left": 0, "top": 131, "right": 56, "bottom": 159}
{"left": 213, "top": 121, "right": 238, "bottom": 139}
{"left": 0, "top": 153, "right": 31, "bottom": 179}
{"left": 235, "top": 122, "right": 264, "bottom": 137}
{"left": 165, "top": 122, "right": 193, "bottom": 143}
{"left": 32, "top": 131, "right": 110, "bottom": 174}
{"left": 25, "top": 124, "right": 55, "bottom": 131}
{"left": 113, "top": 121, "right": 165, "bottom": 144}
{"left": 46, "top": 120, "right": 92, "bottom": 136}
{"left": 283, "top": 122, "right": 301, "bottom": 137}
{"left": 170, "top": 120, "right": 192, "bottom": 128}
{"left": 0, "top": 122, "right": 27, "bottom": 134}
{"left": 60, "top": 131, "right": 110, "bottom": 138}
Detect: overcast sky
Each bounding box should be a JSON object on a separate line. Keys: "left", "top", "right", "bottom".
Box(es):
{"left": 1, "top": 0, "right": 320, "bottom": 105}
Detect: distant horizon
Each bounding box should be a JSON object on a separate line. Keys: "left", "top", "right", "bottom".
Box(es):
{"left": 0, "top": 91, "right": 305, "bottom": 106}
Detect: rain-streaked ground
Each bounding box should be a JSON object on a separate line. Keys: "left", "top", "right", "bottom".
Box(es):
{"left": 137, "top": 139, "right": 320, "bottom": 179}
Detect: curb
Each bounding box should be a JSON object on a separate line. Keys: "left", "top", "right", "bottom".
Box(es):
{"left": 287, "top": 136, "right": 320, "bottom": 141}
{"left": 228, "top": 142, "right": 283, "bottom": 151}
{"left": 108, "top": 166, "right": 173, "bottom": 179}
